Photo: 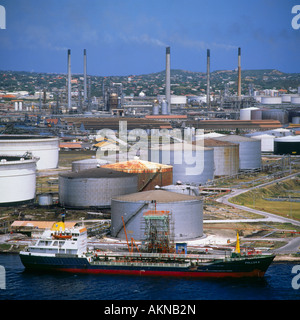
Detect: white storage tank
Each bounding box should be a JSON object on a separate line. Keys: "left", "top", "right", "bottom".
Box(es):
{"left": 171, "top": 95, "right": 187, "bottom": 105}
{"left": 246, "top": 133, "right": 275, "bottom": 152}
{"left": 111, "top": 189, "right": 203, "bottom": 241}
{"left": 281, "top": 95, "right": 292, "bottom": 103}
{"left": 204, "top": 139, "right": 239, "bottom": 176}
{"left": 261, "top": 96, "right": 282, "bottom": 105}
{"left": 71, "top": 158, "right": 109, "bottom": 172}
{"left": 38, "top": 193, "right": 53, "bottom": 206}
{"left": 149, "top": 142, "right": 214, "bottom": 185}
{"left": 0, "top": 135, "right": 59, "bottom": 170}
{"left": 59, "top": 167, "right": 138, "bottom": 208}
{"left": 0, "top": 155, "right": 37, "bottom": 205}
{"left": 291, "top": 96, "right": 300, "bottom": 104}
{"left": 214, "top": 135, "right": 261, "bottom": 170}
{"left": 240, "top": 107, "right": 259, "bottom": 120}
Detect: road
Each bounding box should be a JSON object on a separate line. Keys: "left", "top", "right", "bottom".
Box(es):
{"left": 213, "top": 172, "right": 300, "bottom": 253}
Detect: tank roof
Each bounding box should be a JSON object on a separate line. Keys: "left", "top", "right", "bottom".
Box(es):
{"left": 214, "top": 135, "right": 258, "bottom": 142}
{"left": 0, "top": 154, "right": 37, "bottom": 164}
{"left": 151, "top": 142, "right": 212, "bottom": 151}
{"left": 101, "top": 158, "right": 172, "bottom": 172}
{"left": 201, "top": 138, "right": 238, "bottom": 147}
{"left": 274, "top": 136, "right": 300, "bottom": 142}
{"left": 59, "top": 167, "right": 137, "bottom": 179}
{"left": 112, "top": 189, "right": 201, "bottom": 203}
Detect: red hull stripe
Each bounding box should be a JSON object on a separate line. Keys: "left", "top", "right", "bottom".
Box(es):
{"left": 56, "top": 268, "right": 265, "bottom": 278}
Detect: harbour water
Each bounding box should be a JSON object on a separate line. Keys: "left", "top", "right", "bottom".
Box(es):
{"left": 0, "top": 254, "right": 299, "bottom": 300}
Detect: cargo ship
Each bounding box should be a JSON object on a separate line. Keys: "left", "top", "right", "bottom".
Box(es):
{"left": 20, "top": 211, "right": 275, "bottom": 278}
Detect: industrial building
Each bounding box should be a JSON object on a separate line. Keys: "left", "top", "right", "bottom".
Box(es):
{"left": 0, "top": 135, "right": 59, "bottom": 170}
{"left": 110, "top": 189, "right": 203, "bottom": 241}
{"left": 59, "top": 167, "right": 138, "bottom": 208}
{"left": 0, "top": 155, "right": 37, "bottom": 205}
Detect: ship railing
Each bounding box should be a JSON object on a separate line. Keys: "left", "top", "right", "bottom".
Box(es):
{"left": 92, "top": 251, "right": 226, "bottom": 262}
{"left": 91, "top": 261, "right": 191, "bottom": 268}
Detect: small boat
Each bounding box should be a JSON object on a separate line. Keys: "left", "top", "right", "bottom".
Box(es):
{"left": 52, "top": 234, "right": 72, "bottom": 240}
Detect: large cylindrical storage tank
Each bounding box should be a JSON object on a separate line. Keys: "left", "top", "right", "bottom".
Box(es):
{"left": 0, "top": 135, "right": 59, "bottom": 170}
{"left": 161, "top": 100, "right": 168, "bottom": 115}
{"left": 261, "top": 109, "right": 288, "bottom": 124}
{"left": 111, "top": 190, "right": 203, "bottom": 241}
{"left": 204, "top": 139, "right": 239, "bottom": 176}
{"left": 171, "top": 95, "right": 187, "bottom": 105}
{"left": 214, "top": 135, "right": 261, "bottom": 170}
{"left": 0, "top": 155, "right": 37, "bottom": 205}
{"left": 288, "top": 110, "right": 300, "bottom": 123}
{"left": 59, "top": 167, "right": 138, "bottom": 208}
{"left": 251, "top": 109, "right": 262, "bottom": 120}
{"left": 274, "top": 136, "right": 300, "bottom": 155}
{"left": 72, "top": 158, "right": 109, "bottom": 172}
{"left": 291, "top": 96, "right": 300, "bottom": 105}
{"left": 150, "top": 143, "right": 214, "bottom": 185}
{"left": 152, "top": 104, "right": 159, "bottom": 115}
{"left": 292, "top": 117, "right": 300, "bottom": 125}
{"left": 281, "top": 95, "right": 292, "bottom": 103}
{"left": 240, "top": 107, "right": 259, "bottom": 120}
{"left": 101, "top": 158, "right": 172, "bottom": 191}
{"left": 245, "top": 133, "right": 275, "bottom": 152}
{"left": 38, "top": 193, "right": 53, "bottom": 206}
{"left": 260, "top": 96, "right": 282, "bottom": 105}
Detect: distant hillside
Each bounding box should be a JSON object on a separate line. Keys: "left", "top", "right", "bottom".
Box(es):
{"left": 1, "top": 69, "right": 300, "bottom": 97}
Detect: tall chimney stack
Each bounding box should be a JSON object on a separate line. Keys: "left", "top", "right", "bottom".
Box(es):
{"left": 67, "top": 49, "right": 71, "bottom": 109}
{"left": 165, "top": 46, "right": 171, "bottom": 114}
{"left": 83, "top": 49, "right": 87, "bottom": 104}
{"left": 207, "top": 49, "right": 210, "bottom": 109}
{"left": 238, "top": 47, "right": 241, "bottom": 98}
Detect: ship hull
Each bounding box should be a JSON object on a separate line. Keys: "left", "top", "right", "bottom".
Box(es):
{"left": 19, "top": 253, "right": 275, "bottom": 278}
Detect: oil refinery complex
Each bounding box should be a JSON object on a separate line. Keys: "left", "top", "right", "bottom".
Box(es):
{"left": 1, "top": 46, "right": 300, "bottom": 259}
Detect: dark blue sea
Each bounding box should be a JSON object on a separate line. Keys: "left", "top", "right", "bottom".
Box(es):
{"left": 0, "top": 254, "right": 299, "bottom": 301}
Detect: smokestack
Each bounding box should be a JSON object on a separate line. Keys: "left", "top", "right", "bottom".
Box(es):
{"left": 238, "top": 47, "right": 241, "bottom": 98}
{"left": 67, "top": 49, "right": 71, "bottom": 109}
{"left": 83, "top": 49, "right": 87, "bottom": 103}
{"left": 165, "top": 46, "right": 171, "bottom": 114}
{"left": 207, "top": 49, "right": 210, "bottom": 109}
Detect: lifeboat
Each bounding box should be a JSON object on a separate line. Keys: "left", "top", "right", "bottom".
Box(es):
{"left": 52, "top": 233, "right": 72, "bottom": 240}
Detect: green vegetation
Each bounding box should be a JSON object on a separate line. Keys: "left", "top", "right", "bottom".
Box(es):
{"left": 1, "top": 68, "right": 300, "bottom": 98}
{"left": 230, "top": 178, "right": 300, "bottom": 221}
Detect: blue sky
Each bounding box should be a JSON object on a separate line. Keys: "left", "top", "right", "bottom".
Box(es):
{"left": 0, "top": 0, "right": 299, "bottom": 75}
